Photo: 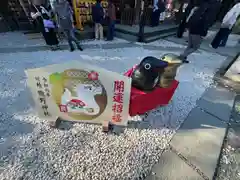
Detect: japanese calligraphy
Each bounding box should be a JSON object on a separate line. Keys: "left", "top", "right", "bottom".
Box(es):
{"left": 114, "top": 81, "right": 124, "bottom": 93}
{"left": 42, "top": 77, "right": 50, "bottom": 97}
{"left": 113, "top": 93, "right": 123, "bottom": 103}
{"left": 35, "top": 76, "right": 51, "bottom": 117}
{"left": 112, "top": 80, "right": 125, "bottom": 123}
{"left": 112, "top": 114, "right": 122, "bottom": 122}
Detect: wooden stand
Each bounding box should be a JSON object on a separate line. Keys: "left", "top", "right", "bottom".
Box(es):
{"left": 102, "top": 120, "right": 114, "bottom": 133}
{"left": 49, "top": 117, "right": 62, "bottom": 128}
{"left": 48, "top": 117, "right": 113, "bottom": 133}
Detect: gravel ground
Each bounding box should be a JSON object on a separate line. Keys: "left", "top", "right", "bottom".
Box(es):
{"left": 0, "top": 41, "right": 226, "bottom": 180}
{"left": 216, "top": 95, "right": 240, "bottom": 180}
{"left": 216, "top": 127, "right": 240, "bottom": 180}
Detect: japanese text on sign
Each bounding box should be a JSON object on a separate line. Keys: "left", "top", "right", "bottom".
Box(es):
{"left": 35, "top": 76, "right": 51, "bottom": 117}
{"left": 112, "top": 81, "right": 125, "bottom": 123}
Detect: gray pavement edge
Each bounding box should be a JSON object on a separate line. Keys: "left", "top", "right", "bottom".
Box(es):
{"left": 145, "top": 53, "right": 237, "bottom": 180}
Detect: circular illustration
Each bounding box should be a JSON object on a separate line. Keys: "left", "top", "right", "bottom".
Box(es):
{"left": 49, "top": 69, "right": 107, "bottom": 120}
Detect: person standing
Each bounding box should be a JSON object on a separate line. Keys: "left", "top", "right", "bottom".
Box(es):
{"left": 151, "top": 0, "right": 166, "bottom": 27}
{"left": 106, "top": 0, "right": 116, "bottom": 41}
{"left": 42, "top": 12, "right": 60, "bottom": 50}
{"left": 53, "top": 0, "right": 83, "bottom": 52}
{"left": 179, "top": 0, "right": 221, "bottom": 62}
{"left": 92, "top": 0, "right": 104, "bottom": 40}
{"left": 30, "top": 4, "right": 59, "bottom": 50}
{"left": 176, "top": 0, "right": 195, "bottom": 38}
{"left": 211, "top": 1, "right": 240, "bottom": 48}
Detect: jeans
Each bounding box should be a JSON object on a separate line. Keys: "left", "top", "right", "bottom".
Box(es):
{"left": 211, "top": 28, "right": 231, "bottom": 48}
{"left": 180, "top": 33, "right": 203, "bottom": 58}
{"left": 107, "top": 21, "right": 115, "bottom": 40}
{"left": 64, "top": 29, "right": 80, "bottom": 49}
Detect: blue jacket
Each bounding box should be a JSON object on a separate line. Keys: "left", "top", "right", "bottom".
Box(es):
{"left": 92, "top": 3, "right": 104, "bottom": 23}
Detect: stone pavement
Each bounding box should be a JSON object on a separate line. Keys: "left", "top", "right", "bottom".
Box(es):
{"left": 145, "top": 53, "right": 238, "bottom": 180}
{"left": 0, "top": 32, "right": 134, "bottom": 53}
{"left": 165, "top": 32, "right": 239, "bottom": 58}
{"left": 146, "top": 85, "right": 235, "bottom": 180}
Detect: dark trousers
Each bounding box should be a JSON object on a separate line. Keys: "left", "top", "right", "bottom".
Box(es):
{"left": 177, "top": 19, "right": 186, "bottom": 38}
{"left": 43, "top": 28, "right": 59, "bottom": 46}
{"left": 64, "top": 29, "right": 81, "bottom": 49}
{"left": 211, "top": 28, "right": 231, "bottom": 49}
{"left": 107, "top": 21, "right": 115, "bottom": 40}
{"left": 151, "top": 9, "right": 161, "bottom": 27}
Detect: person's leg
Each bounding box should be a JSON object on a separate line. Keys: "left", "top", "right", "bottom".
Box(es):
{"left": 70, "top": 28, "right": 83, "bottom": 51}
{"left": 48, "top": 28, "right": 59, "bottom": 50}
{"left": 219, "top": 28, "right": 231, "bottom": 47}
{"left": 151, "top": 11, "right": 155, "bottom": 26}
{"left": 110, "top": 21, "right": 114, "bottom": 41}
{"left": 211, "top": 28, "right": 225, "bottom": 48}
{"left": 95, "top": 23, "right": 99, "bottom": 40}
{"left": 99, "top": 24, "right": 104, "bottom": 40}
{"left": 111, "top": 21, "right": 115, "bottom": 40}
{"left": 191, "top": 34, "right": 203, "bottom": 51}
{"left": 179, "top": 32, "right": 194, "bottom": 59}
{"left": 177, "top": 20, "right": 186, "bottom": 38}
{"left": 180, "top": 34, "right": 202, "bottom": 60}
{"left": 64, "top": 30, "right": 75, "bottom": 51}
{"left": 156, "top": 10, "right": 161, "bottom": 26}
{"left": 107, "top": 21, "right": 112, "bottom": 40}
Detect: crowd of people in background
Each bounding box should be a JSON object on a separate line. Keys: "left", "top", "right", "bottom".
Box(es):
{"left": 29, "top": 0, "right": 240, "bottom": 56}
{"left": 29, "top": 0, "right": 117, "bottom": 52}
{"left": 211, "top": 1, "right": 240, "bottom": 48}
{"left": 177, "top": 0, "right": 240, "bottom": 62}
{"left": 92, "top": 0, "right": 116, "bottom": 41}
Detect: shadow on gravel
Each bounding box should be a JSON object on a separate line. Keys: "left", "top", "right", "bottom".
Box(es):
{"left": 0, "top": 87, "right": 35, "bottom": 144}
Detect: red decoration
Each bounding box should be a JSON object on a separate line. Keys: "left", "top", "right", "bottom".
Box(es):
{"left": 68, "top": 99, "right": 86, "bottom": 107}
{"left": 88, "top": 71, "right": 99, "bottom": 80}
{"left": 59, "top": 105, "right": 68, "bottom": 112}
{"left": 124, "top": 65, "right": 179, "bottom": 116}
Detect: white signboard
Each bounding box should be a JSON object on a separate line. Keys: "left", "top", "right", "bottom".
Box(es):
{"left": 25, "top": 61, "right": 132, "bottom": 126}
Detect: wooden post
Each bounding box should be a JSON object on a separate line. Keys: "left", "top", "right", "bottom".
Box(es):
{"left": 138, "top": 0, "right": 145, "bottom": 42}
{"left": 49, "top": 117, "right": 62, "bottom": 128}
{"left": 73, "top": 0, "right": 84, "bottom": 30}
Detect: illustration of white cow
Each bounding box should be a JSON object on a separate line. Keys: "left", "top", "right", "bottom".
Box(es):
{"left": 61, "top": 84, "right": 102, "bottom": 115}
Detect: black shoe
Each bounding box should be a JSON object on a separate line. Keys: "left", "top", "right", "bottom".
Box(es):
{"left": 178, "top": 55, "right": 189, "bottom": 63}
{"left": 77, "top": 46, "right": 83, "bottom": 51}
{"left": 50, "top": 46, "right": 56, "bottom": 51}
{"left": 56, "top": 45, "right": 60, "bottom": 50}
{"left": 183, "top": 59, "right": 190, "bottom": 63}
{"left": 70, "top": 47, "right": 74, "bottom": 52}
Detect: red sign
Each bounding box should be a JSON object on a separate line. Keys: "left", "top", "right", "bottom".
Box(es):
{"left": 112, "top": 80, "right": 125, "bottom": 123}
